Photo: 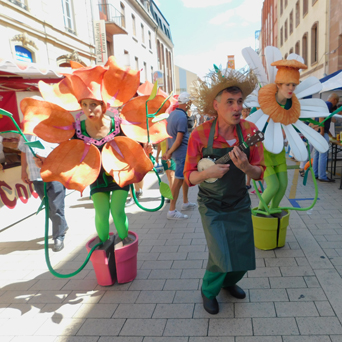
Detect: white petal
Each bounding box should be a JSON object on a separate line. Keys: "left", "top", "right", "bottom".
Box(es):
{"left": 287, "top": 53, "right": 305, "bottom": 64}
{"left": 283, "top": 124, "right": 308, "bottom": 161}
{"left": 293, "top": 120, "right": 329, "bottom": 153}
{"left": 242, "top": 47, "right": 269, "bottom": 86}
{"left": 254, "top": 113, "right": 269, "bottom": 131}
{"left": 295, "top": 76, "right": 323, "bottom": 99}
{"left": 246, "top": 108, "right": 264, "bottom": 124}
{"left": 265, "top": 46, "right": 282, "bottom": 84}
{"left": 264, "top": 120, "right": 284, "bottom": 154}
{"left": 299, "top": 99, "right": 329, "bottom": 113}
{"left": 244, "top": 94, "right": 259, "bottom": 108}
{"left": 299, "top": 110, "right": 331, "bottom": 119}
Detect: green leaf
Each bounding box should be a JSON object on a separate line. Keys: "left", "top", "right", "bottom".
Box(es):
{"left": 160, "top": 181, "right": 173, "bottom": 199}
{"left": 25, "top": 141, "right": 45, "bottom": 149}
{"left": 0, "top": 108, "right": 13, "bottom": 118}
{"left": 36, "top": 196, "right": 46, "bottom": 214}
{"left": 147, "top": 81, "right": 158, "bottom": 101}
{"left": 152, "top": 113, "right": 169, "bottom": 123}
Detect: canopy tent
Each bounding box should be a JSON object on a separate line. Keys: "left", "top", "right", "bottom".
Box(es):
{"left": 0, "top": 59, "right": 70, "bottom": 131}
{"left": 319, "top": 70, "right": 342, "bottom": 93}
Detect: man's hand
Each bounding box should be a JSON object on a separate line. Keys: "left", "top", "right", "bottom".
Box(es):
{"left": 34, "top": 156, "right": 45, "bottom": 168}
{"left": 229, "top": 146, "right": 249, "bottom": 172}
{"left": 21, "top": 169, "right": 30, "bottom": 184}
{"left": 206, "top": 163, "right": 230, "bottom": 179}
{"left": 162, "top": 150, "right": 172, "bottom": 161}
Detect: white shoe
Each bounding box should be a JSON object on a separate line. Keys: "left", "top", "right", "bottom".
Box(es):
{"left": 181, "top": 202, "right": 197, "bottom": 211}
{"left": 167, "top": 210, "right": 188, "bottom": 220}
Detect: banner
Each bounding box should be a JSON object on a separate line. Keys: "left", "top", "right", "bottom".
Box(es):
{"left": 0, "top": 92, "right": 21, "bottom": 132}
{"left": 227, "top": 55, "right": 235, "bottom": 69}
{"left": 94, "top": 20, "right": 108, "bottom": 65}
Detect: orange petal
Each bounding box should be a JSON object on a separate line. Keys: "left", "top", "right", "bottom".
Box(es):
{"left": 41, "top": 140, "right": 101, "bottom": 194}
{"left": 38, "top": 79, "right": 81, "bottom": 111}
{"left": 70, "top": 61, "right": 85, "bottom": 69}
{"left": 20, "top": 98, "right": 75, "bottom": 143}
{"left": 120, "top": 95, "right": 171, "bottom": 143}
{"left": 102, "top": 136, "right": 153, "bottom": 188}
{"left": 102, "top": 56, "right": 140, "bottom": 107}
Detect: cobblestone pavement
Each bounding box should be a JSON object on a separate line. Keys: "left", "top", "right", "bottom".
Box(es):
{"left": 1, "top": 159, "right": 342, "bottom": 341}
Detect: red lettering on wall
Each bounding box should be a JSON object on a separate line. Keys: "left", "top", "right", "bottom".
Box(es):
{"left": 16, "top": 184, "right": 29, "bottom": 204}
{"left": 28, "top": 182, "right": 39, "bottom": 199}
{"left": 0, "top": 181, "right": 17, "bottom": 209}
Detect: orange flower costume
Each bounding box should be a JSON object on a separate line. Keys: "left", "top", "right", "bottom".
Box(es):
{"left": 20, "top": 57, "right": 171, "bottom": 242}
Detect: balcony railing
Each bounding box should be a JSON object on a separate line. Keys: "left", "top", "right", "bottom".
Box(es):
{"left": 8, "top": 0, "right": 28, "bottom": 10}
{"left": 98, "top": 3, "right": 125, "bottom": 29}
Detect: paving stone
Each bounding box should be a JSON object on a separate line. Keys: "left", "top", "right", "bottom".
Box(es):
{"left": 141, "top": 261, "right": 173, "bottom": 270}
{"left": 282, "top": 337, "right": 331, "bottom": 342}
{"left": 152, "top": 304, "right": 194, "bottom": 318}
{"left": 187, "top": 252, "right": 208, "bottom": 260}
{"left": 235, "top": 338, "right": 282, "bottom": 342}
{"left": 113, "top": 304, "right": 155, "bottom": 318}
{"left": 275, "top": 301, "right": 319, "bottom": 317}
{"left": 144, "top": 338, "right": 187, "bottom": 342}
{"left": 287, "top": 288, "right": 327, "bottom": 301}
{"left": 264, "top": 258, "right": 297, "bottom": 267}
{"left": 138, "top": 252, "right": 160, "bottom": 261}
{"left": 173, "top": 290, "right": 201, "bottom": 304}
{"left": 164, "top": 279, "right": 199, "bottom": 291}
{"left": 315, "top": 301, "right": 336, "bottom": 316}
{"left": 193, "top": 302, "right": 234, "bottom": 318}
{"left": 297, "top": 317, "right": 342, "bottom": 335}
{"left": 269, "top": 277, "right": 306, "bottom": 289}
{"left": 129, "top": 280, "right": 165, "bottom": 291}
{"left": 303, "top": 276, "right": 320, "bottom": 287}
{"left": 253, "top": 317, "right": 299, "bottom": 335}
{"left": 158, "top": 252, "right": 187, "bottom": 261}
{"left": 72, "top": 303, "right": 117, "bottom": 318}
{"left": 235, "top": 302, "right": 276, "bottom": 317}
{"left": 148, "top": 270, "right": 182, "bottom": 279}
{"left": 181, "top": 268, "right": 205, "bottom": 279}
{"left": 99, "top": 291, "right": 140, "bottom": 304}
{"left": 189, "top": 338, "right": 234, "bottom": 342}
{"left": 238, "top": 277, "right": 270, "bottom": 289}
{"left": 99, "top": 337, "right": 142, "bottom": 342}
{"left": 178, "top": 245, "right": 206, "bottom": 253}
{"left": 280, "top": 266, "right": 314, "bottom": 277}
{"left": 165, "top": 239, "right": 192, "bottom": 246}
{"left": 274, "top": 250, "right": 305, "bottom": 258}
{"left": 136, "top": 291, "right": 175, "bottom": 304}
{"left": 208, "top": 318, "right": 252, "bottom": 336}
{"left": 331, "top": 336, "right": 342, "bottom": 342}
{"left": 164, "top": 318, "right": 208, "bottom": 336}
{"left": 247, "top": 267, "right": 281, "bottom": 278}
{"left": 35, "top": 317, "right": 86, "bottom": 336}
{"left": 250, "top": 289, "right": 288, "bottom": 302}
{"left": 120, "top": 318, "right": 166, "bottom": 336}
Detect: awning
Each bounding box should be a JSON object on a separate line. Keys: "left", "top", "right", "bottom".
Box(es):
{"left": 319, "top": 70, "right": 342, "bottom": 93}
{"left": 0, "top": 58, "right": 71, "bottom": 92}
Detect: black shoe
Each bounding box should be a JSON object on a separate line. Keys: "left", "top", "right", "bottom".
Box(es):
{"left": 135, "top": 190, "right": 143, "bottom": 199}
{"left": 201, "top": 288, "right": 219, "bottom": 314}
{"left": 53, "top": 239, "right": 64, "bottom": 252}
{"left": 318, "top": 177, "right": 335, "bottom": 183}
{"left": 125, "top": 197, "right": 134, "bottom": 207}
{"left": 224, "top": 285, "right": 246, "bottom": 299}
{"left": 165, "top": 198, "right": 171, "bottom": 203}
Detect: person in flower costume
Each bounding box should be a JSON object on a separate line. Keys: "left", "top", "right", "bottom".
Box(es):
{"left": 20, "top": 57, "right": 171, "bottom": 243}
{"left": 242, "top": 46, "right": 330, "bottom": 213}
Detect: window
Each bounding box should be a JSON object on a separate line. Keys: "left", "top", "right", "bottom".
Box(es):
{"left": 311, "top": 22, "right": 318, "bottom": 64}
{"left": 8, "top": 0, "right": 28, "bottom": 10}
{"left": 302, "top": 32, "right": 308, "bottom": 65}
{"left": 62, "top": 0, "right": 75, "bottom": 34}
{"left": 312, "top": 0, "right": 318, "bottom": 4}
{"left": 135, "top": 57, "right": 139, "bottom": 70}
{"left": 132, "top": 14, "right": 136, "bottom": 36}
{"left": 285, "top": 53, "right": 288, "bottom": 59}
{"left": 285, "top": 0, "right": 288, "bottom": 7}
{"left": 290, "top": 11, "right": 293, "bottom": 35}
{"left": 148, "top": 31, "right": 152, "bottom": 49}
{"left": 303, "top": 0, "right": 308, "bottom": 16}
{"left": 141, "top": 24, "right": 145, "bottom": 44}
{"left": 289, "top": 47, "right": 294, "bottom": 54}
{"left": 144, "top": 62, "right": 147, "bottom": 81}
{"left": 15, "top": 45, "right": 34, "bottom": 62}
{"left": 280, "top": 27, "right": 283, "bottom": 46}
{"left": 280, "top": 0, "right": 283, "bottom": 15}
{"left": 124, "top": 50, "right": 129, "bottom": 54}
{"left": 295, "top": 41, "right": 300, "bottom": 55}
{"left": 120, "top": 2, "right": 126, "bottom": 28}
{"left": 151, "top": 66, "right": 154, "bottom": 82}
{"left": 296, "top": 1, "right": 300, "bottom": 27}
{"left": 285, "top": 19, "right": 288, "bottom": 41}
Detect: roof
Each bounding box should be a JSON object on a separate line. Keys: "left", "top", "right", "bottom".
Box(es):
{"left": 0, "top": 59, "right": 71, "bottom": 92}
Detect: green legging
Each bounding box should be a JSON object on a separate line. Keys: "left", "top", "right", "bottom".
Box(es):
{"left": 258, "top": 170, "right": 288, "bottom": 210}
{"left": 91, "top": 190, "right": 129, "bottom": 242}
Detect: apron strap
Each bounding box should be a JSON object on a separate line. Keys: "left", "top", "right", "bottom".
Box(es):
{"left": 207, "top": 118, "right": 217, "bottom": 149}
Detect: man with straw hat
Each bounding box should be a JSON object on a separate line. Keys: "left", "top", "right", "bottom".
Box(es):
{"left": 184, "top": 68, "right": 265, "bottom": 314}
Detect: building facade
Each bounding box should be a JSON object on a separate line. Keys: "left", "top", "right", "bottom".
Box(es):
{"left": 111, "top": 0, "right": 175, "bottom": 93}
{"left": 278, "top": 0, "right": 328, "bottom": 79}
{"left": 174, "top": 65, "right": 198, "bottom": 95}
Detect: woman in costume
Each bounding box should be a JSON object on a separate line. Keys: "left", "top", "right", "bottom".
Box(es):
{"left": 22, "top": 57, "right": 170, "bottom": 244}
{"left": 242, "top": 46, "right": 330, "bottom": 214}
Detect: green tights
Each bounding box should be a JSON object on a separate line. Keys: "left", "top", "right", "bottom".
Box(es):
{"left": 258, "top": 171, "right": 288, "bottom": 210}
{"left": 91, "top": 190, "right": 129, "bottom": 242}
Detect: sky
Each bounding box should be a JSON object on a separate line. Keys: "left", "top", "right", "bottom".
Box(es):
{"left": 154, "top": 0, "right": 264, "bottom": 78}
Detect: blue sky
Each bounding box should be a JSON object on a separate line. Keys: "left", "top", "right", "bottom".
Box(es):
{"left": 154, "top": 0, "right": 264, "bottom": 78}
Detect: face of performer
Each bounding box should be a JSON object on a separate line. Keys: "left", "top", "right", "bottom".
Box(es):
{"left": 276, "top": 83, "right": 297, "bottom": 103}
{"left": 213, "top": 90, "right": 243, "bottom": 126}
{"left": 81, "top": 99, "right": 104, "bottom": 120}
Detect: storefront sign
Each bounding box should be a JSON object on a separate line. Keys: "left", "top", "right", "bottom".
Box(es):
{"left": 94, "top": 20, "right": 108, "bottom": 65}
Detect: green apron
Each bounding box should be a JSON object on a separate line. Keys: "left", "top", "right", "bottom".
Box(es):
{"left": 198, "top": 119, "right": 256, "bottom": 273}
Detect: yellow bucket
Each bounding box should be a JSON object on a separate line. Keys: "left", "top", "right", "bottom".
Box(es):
{"left": 252, "top": 209, "right": 290, "bottom": 250}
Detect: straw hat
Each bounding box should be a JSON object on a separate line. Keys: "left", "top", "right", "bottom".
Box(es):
{"left": 190, "top": 68, "right": 258, "bottom": 116}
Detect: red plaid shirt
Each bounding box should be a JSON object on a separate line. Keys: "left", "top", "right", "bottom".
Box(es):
{"left": 184, "top": 118, "right": 265, "bottom": 186}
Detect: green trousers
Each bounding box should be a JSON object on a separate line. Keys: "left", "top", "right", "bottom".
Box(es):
{"left": 202, "top": 270, "right": 246, "bottom": 299}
